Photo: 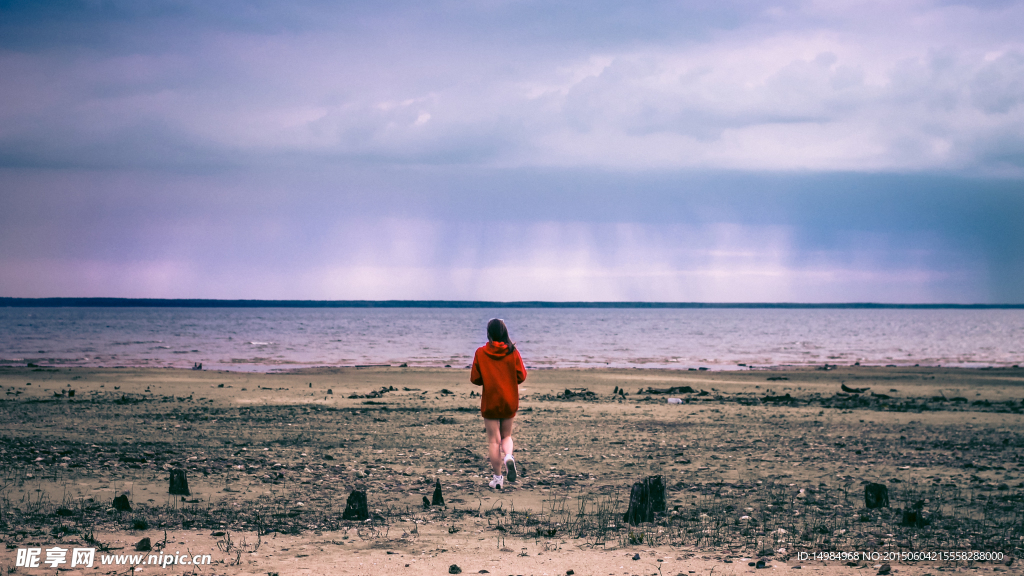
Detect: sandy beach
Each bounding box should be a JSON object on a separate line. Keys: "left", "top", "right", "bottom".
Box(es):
{"left": 1, "top": 365, "right": 1021, "bottom": 575}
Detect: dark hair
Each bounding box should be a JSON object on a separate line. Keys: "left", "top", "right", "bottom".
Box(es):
{"left": 487, "top": 318, "right": 516, "bottom": 354}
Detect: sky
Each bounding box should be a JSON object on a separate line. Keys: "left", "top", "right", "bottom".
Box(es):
{"left": 1, "top": 0, "right": 1023, "bottom": 303}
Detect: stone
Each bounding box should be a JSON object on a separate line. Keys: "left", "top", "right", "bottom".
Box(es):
{"left": 342, "top": 490, "right": 369, "bottom": 521}
{"left": 449, "top": 564, "right": 462, "bottom": 574}
{"left": 422, "top": 496, "right": 431, "bottom": 509}
{"left": 624, "top": 476, "right": 666, "bottom": 524}
{"left": 169, "top": 468, "right": 190, "bottom": 496}
{"left": 135, "top": 537, "right": 151, "bottom": 552}
{"left": 864, "top": 483, "right": 888, "bottom": 509}
{"left": 877, "top": 564, "right": 891, "bottom": 575}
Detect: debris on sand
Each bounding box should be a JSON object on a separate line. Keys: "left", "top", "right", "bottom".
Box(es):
{"left": 343, "top": 490, "right": 369, "bottom": 521}
{"left": 559, "top": 388, "right": 596, "bottom": 399}
{"left": 624, "top": 475, "right": 666, "bottom": 524}
{"left": 864, "top": 483, "right": 889, "bottom": 509}
{"left": 350, "top": 386, "right": 396, "bottom": 399}
{"left": 842, "top": 383, "right": 870, "bottom": 393}
{"left": 540, "top": 388, "right": 599, "bottom": 401}
{"left": 762, "top": 393, "right": 794, "bottom": 403}
{"left": 643, "top": 386, "right": 695, "bottom": 394}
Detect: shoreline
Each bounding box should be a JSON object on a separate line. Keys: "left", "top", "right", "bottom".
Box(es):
{"left": 4, "top": 361, "right": 1022, "bottom": 374}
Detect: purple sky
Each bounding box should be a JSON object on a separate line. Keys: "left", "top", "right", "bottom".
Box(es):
{"left": 1, "top": 1, "right": 1023, "bottom": 302}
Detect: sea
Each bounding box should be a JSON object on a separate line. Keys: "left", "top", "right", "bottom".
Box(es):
{"left": 1, "top": 307, "right": 1022, "bottom": 372}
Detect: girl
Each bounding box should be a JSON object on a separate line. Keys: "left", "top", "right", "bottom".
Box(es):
{"left": 470, "top": 318, "right": 527, "bottom": 489}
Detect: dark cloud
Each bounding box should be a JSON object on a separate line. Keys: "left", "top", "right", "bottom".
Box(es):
{"left": 0, "top": 0, "right": 1022, "bottom": 301}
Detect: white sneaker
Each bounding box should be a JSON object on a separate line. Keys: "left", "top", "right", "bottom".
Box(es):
{"left": 488, "top": 474, "right": 503, "bottom": 489}
{"left": 504, "top": 455, "right": 517, "bottom": 482}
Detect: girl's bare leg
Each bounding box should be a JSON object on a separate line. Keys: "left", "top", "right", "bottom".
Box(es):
{"left": 484, "top": 419, "right": 503, "bottom": 474}
{"left": 499, "top": 417, "right": 514, "bottom": 462}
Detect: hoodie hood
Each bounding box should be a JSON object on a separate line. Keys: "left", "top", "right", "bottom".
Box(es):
{"left": 483, "top": 341, "right": 512, "bottom": 358}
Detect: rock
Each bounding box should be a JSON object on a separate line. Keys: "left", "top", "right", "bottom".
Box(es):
{"left": 169, "top": 468, "right": 190, "bottom": 496}
{"left": 567, "top": 570, "right": 575, "bottom": 575}
{"left": 449, "top": 564, "right": 462, "bottom": 574}
{"left": 135, "top": 537, "right": 151, "bottom": 552}
{"left": 624, "top": 476, "right": 666, "bottom": 524}
{"left": 432, "top": 478, "right": 445, "bottom": 506}
{"left": 632, "top": 553, "right": 641, "bottom": 560}
{"left": 342, "top": 490, "right": 369, "bottom": 521}
{"left": 422, "top": 496, "right": 431, "bottom": 509}
{"left": 112, "top": 494, "right": 132, "bottom": 512}
{"left": 756, "top": 560, "right": 767, "bottom": 569}
{"left": 877, "top": 564, "right": 891, "bottom": 575}
{"left": 842, "top": 383, "right": 869, "bottom": 393}
{"left": 864, "top": 483, "right": 889, "bottom": 509}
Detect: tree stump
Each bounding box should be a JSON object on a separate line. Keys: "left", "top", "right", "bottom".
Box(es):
{"left": 432, "top": 478, "right": 445, "bottom": 506}
{"left": 901, "top": 500, "right": 927, "bottom": 527}
{"left": 342, "top": 490, "right": 369, "bottom": 521}
{"left": 112, "top": 494, "right": 132, "bottom": 512}
{"left": 624, "top": 475, "right": 666, "bottom": 524}
{"left": 864, "top": 483, "right": 889, "bottom": 509}
{"left": 169, "top": 468, "right": 190, "bottom": 496}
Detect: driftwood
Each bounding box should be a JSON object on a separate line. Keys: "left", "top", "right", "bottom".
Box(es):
{"left": 644, "top": 386, "right": 695, "bottom": 395}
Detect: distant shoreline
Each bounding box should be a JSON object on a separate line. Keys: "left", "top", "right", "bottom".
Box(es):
{"left": 2, "top": 297, "right": 1022, "bottom": 309}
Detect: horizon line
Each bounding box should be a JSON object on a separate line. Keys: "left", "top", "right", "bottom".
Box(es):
{"left": 1, "top": 297, "right": 1022, "bottom": 309}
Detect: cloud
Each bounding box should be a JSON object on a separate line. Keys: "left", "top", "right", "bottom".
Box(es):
{"left": 1, "top": 1, "right": 1022, "bottom": 302}
{"left": 1, "top": 0, "right": 1023, "bottom": 173}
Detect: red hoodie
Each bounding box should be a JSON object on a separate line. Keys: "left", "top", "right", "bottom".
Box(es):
{"left": 470, "top": 341, "right": 527, "bottom": 419}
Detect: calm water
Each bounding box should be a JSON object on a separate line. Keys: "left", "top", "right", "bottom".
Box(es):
{"left": 0, "top": 307, "right": 1021, "bottom": 371}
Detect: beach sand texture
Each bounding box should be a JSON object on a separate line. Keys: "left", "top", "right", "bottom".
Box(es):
{"left": 0, "top": 365, "right": 1021, "bottom": 575}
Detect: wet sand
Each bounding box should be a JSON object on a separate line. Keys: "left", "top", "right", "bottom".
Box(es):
{"left": 0, "top": 365, "right": 1021, "bottom": 575}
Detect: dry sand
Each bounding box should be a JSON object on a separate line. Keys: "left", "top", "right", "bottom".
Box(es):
{"left": 1, "top": 365, "right": 1022, "bottom": 575}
